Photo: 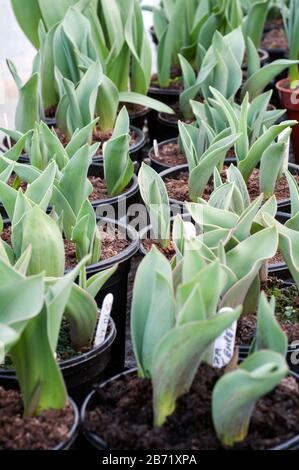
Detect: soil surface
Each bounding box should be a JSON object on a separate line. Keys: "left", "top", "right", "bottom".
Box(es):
{"left": 85, "top": 364, "right": 299, "bottom": 450}
{"left": 88, "top": 176, "right": 132, "bottom": 201}
{"left": 64, "top": 227, "right": 129, "bottom": 270}
{"left": 269, "top": 251, "right": 284, "bottom": 265}
{"left": 55, "top": 126, "right": 139, "bottom": 156}
{"left": 1, "top": 225, "right": 129, "bottom": 270}
{"left": 262, "top": 28, "right": 288, "bottom": 50}
{"left": 150, "top": 142, "right": 186, "bottom": 167}
{"left": 44, "top": 105, "right": 57, "bottom": 118}
{"left": 265, "top": 18, "right": 284, "bottom": 31}
{"left": 237, "top": 279, "right": 299, "bottom": 345}
{"left": 142, "top": 239, "right": 176, "bottom": 260}
{"left": 150, "top": 67, "right": 183, "bottom": 92}
{"left": 0, "top": 387, "right": 74, "bottom": 450}
{"left": 164, "top": 167, "right": 297, "bottom": 203}
{"left": 8, "top": 173, "right": 132, "bottom": 203}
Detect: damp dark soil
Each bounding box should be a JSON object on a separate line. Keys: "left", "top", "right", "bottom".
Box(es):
{"left": 269, "top": 251, "right": 284, "bottom": 265}
{"left": 150, "top": 67, "right": 183, "bottom": 92}
{"left": 44, "top": 105, "right": 57, "bottom": 118}
{"left": 142, "top": 239, "right": 176, "bottom": 260}
{"left": 262, "top": 28, "right": 288, "bottom": 51}
{"left": 55, "top": 126, "right": 139, "bottom": 156}
{"left": 64, "top": 227, "right": 129, "bottom": 270}
{"left": 265, "top": 18, "right": 284, "bottom": 31}
{"left": 237, "top": 279, "right": 299, "bottom": 345}
{"left": 7, "top": 174, "right": 132, "bottom": 203}
{"left": 150, "top": 142, "right": 186, "bottom": 167}
{"left": 88, "top": 176, "right": 133, "bottom": 201}
{"left": 1, "top": 226, "right": 129, "bottom": 270}
{"left": 85, "top": 363, "right": 299, "bottom": 450}
{"left": 0, "top": 387, "right": 74, "bottom": 450}
{"left": 164, "top": 167, "right": 297, "bottom": 203}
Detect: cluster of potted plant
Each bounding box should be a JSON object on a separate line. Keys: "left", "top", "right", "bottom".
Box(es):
{"left": 1, "top": 0, "right": 299, "bottom": 452}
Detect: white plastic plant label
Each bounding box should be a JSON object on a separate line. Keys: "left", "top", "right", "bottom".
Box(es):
{"left": 183, "top": 221, "right": 196, "bottom": 240}
{"left": 94, "top": 293, "right": 114, "bottom": 347}
{"left": 212, "top": 307, "right": 237, "bottom": 368}
{"left": 153, "top": 139, "right": 159, "bottom": 157}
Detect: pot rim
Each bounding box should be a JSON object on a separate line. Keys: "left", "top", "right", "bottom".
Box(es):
{"left": 1, "top": 125, "right": 145, "bottom": 159}
{"left": 148, "top": 84, "right": 182, "bottom": 97}
{"left": 81, "top": 367, "right": 299, "bottom": 451}
{"left": 148, "top": 137, "right": 180, "bottom": 170}
{"left": 275, "top": 78, "right": 297, "bottom": 94}
{"left": 0, "top": 317, "right": 116, "bottom": 375}
{"left": 0, "top": 377, "right": 80, "bottom": 451}
{"left": 160, "top": 161, "right": 299, "bottom": 209}
{"left": 126, "top": 105, "right": 150, "bottom": 119}
{"left": 2, "top": 217, "right": 139, "bottom": 273}
{"left": 88, "top": 162, "right": 139, "bottom": 208}
{"left": 157, "top": 110, "right": 180, "bottom": 128}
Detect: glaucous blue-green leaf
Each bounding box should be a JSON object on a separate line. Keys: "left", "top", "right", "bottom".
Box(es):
{"left": 212, "top": 350, "right": 288, "bottom": 446}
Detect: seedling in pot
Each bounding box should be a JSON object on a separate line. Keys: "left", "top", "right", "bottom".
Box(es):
{"left": 0, "top": 250, "right": 116, "bottom": 421}
{"left": 179, "top": 26, "right": 298, "bottom": 119}
{"left": 0, "top": 158, "right": 101, "bottom": 267}
{"left": 178, "top": 90, "right": 296, "bottom": 202}
{"left": 9, "top": 2, "right": 165, "bottom": 118}
{"left": 138, "top": 162, "right": 171, "bottom": 249}
{"left": 55, "top": 60, "right": 174, "bottom": 140}
{"left": 131, "top": 245, "right": 243, "bottom": 426}
{"left": 130, "top": 243, "right": 288, "bottom": 447}
{"left": 7, "top": 11, "right": 174, "bottom": 138}
{"left": 261, "top": 169, "right": 299, "bottom": 290}
{"left": 151, "top": 0, "right": 267, "bottom": 89}
{"left": 0, "top": 120, "right": 99, "bottom": 171}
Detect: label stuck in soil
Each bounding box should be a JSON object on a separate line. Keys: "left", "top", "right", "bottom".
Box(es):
{"left": 94, "top": 293, "right": 113, "bottom": 347}
{"left": 278, "top": 128, "right": 291, "bottom": 171}
{"left": 183, "top": 221, "right": 196, "bottom": 240}
{"left": 153, "top": 139, "right": 160, "bottom": 157}
{"left": 212, "top": 307, "right": 237, "bottom": 368}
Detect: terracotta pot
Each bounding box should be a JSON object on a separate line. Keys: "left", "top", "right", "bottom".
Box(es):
{"left": 276, "top": 78, "right": 299, "bottom": 164}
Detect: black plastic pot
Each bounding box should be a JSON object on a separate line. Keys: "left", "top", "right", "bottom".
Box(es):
{"left": 0, "top": 163, "right": 140, "bottom": 222}
{"left": 264, "top": 46, "right": 288, "bottom": 62}
{"left": 153, "top": 111, "right": 179, "bottom": 143}
{"left": 147, "top": 86, "right": 181, "bottom": 143}
{"left": 81, "top": 368, "right": 299, "bottom": 450}
{"left": 0, "top": 376, "right": 79, "bottom": 450}
{"left": 2, "top": 217, "right": 139, "bottom": 374}
{"left": 0, "top": 317, "right": 116, "bottom": 405}
{"left": 238, "top": 279, "right": 299, "bottom": 376}
{"left": 160, "top": 160, "right": 299, "bottom": 214}
{"left": 242, "top": 48, "right": 269, "bottom": 71}
{"left": 85, "top": 218, "right": 139, "bottom": 374}
{"left": 44, "top": 116, "right": 56, "bottom": 127}
{"left": 128, "top": 106, "right": 150, "bottom": 130}
{"left": 88, "top": 162, "right": 140, "bottom": 222}
{"left": 239, "top": 344, "right": 299, "bottom": 376}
